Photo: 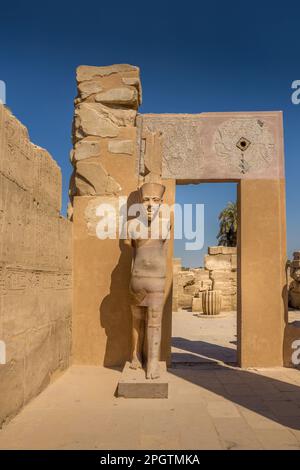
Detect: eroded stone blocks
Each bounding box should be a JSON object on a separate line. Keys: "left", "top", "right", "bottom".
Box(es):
{"left": 69, "top": 64, "right": 141, "bottom": 213}
{"left": 173, "top": 247, "right": 237, "bottom": 312}
{"left": 0, "top": 104, "right": 72, "bottom": 427}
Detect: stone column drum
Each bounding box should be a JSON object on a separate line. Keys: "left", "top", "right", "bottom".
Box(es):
{"left": 202, "top": 290, "right": 222, "bottom": 315}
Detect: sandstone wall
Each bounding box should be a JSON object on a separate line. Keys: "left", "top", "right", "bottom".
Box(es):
{"left": 0, "top": 105, "right": 72, "bottom": 427}
{"left": 71, "top": 65, "right": 174, "bottom": 366}
{"left": 69, "top": 64, "right": 141, "bottom": 216}
{"left": 71, "top": 65, "right": 141, "bottom": 366}
{"left": 173, "top": 246, "right": 237, "bottom": 312}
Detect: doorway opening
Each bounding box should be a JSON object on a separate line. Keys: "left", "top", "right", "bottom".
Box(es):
{"left": 171, "top": 182, "right": 238, "bottom": 366}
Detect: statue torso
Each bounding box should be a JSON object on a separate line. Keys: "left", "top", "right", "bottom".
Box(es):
{"left": 132, "top": 238, "right": 167, "bottom": 278}
{"left": 128, "top": 217, "right": 170, "bottom": 279}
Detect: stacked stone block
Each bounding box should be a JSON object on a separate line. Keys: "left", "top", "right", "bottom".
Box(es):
{"left": 69, "top": 64, "right": 141, "bottom": 217}
{"left": 173, "top": 246, "right": 237, "bottom": 312}
{"left": 205, "top": 246, "right": 237, "bottom": 311}
{"left": 71, "top": 64, "right": 146, "bottom": 367}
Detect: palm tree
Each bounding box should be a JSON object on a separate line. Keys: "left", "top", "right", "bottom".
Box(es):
{"left": 217, "top": 201, "right": 237, "bottom": 247}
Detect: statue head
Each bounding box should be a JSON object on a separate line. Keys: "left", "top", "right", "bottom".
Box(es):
{"left": 139, "top": 182, "right": 165, "bottom": 222}
{"left": 291, "top": 267, "right": 300, "bottom": 283}
{"left": 291, "top": 252, "right": 300, "bottom": 282}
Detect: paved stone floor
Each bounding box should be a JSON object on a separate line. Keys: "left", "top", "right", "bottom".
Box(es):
{"left": 172, "top": 309, "right": 237, "bottom": 364}
{"left": 0, "top": 309, "right": 299, "bottom": 450}
{"left": 0, "top": 365, "right": 300, "bottom": 450}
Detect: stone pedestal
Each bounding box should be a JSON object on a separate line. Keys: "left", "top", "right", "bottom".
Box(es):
{"left": 192, "top": 294, "right": 203, "bottom": 313}
{"left": 117, "top": 362, "right": 168, "bottom": 398}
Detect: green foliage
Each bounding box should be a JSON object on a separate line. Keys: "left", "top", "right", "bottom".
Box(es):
{"left": 217, "top": 201, "right": 237, "bottom": 247}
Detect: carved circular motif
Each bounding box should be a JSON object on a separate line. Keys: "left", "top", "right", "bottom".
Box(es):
{"left": 214, "top": 118, "right": 275, "bottom": 174}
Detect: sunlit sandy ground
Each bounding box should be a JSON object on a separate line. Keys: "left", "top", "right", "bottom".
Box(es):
{"left": 172, "top": 309, "right": 237, "bottom": 364}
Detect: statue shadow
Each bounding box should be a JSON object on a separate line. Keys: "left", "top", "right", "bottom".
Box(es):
{"left": 169, "top": 279, "right": 300, "bottom": 431}
{"left": 99, "top": 190, "right": 139, "bottom": 368}
{"left": 171, "top": 337, "right": 237, "bottom": 364}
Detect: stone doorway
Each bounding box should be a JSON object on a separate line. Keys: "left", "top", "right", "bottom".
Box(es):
{"left": 171, "top": 182, "right": 238, "bottom": 366}
{"left": 71, "top": 65, "right": 287, "bottom": 370}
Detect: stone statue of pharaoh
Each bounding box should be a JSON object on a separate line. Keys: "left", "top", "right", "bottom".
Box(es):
{"left": 289, "top": 251, "right": 300, "bottom": 309}
{"left": 125, "top": 182, "right": 170, "bottom": 379}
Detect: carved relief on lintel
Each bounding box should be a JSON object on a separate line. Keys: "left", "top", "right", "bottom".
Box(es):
{"left": 214, "top": 118, "right": 275, "bottom": 175}
{"left": 139, "top": 129, "right": 163, "bottom": 184}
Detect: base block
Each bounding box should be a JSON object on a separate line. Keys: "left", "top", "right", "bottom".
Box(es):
{"left": 117, "top": 362, "right": 168, "bottom": 398}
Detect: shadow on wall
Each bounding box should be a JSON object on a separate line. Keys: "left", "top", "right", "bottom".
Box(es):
{"left": 99, "top": 238, "right": 132, "bottom": 367}
{"left": 99, "top": 189, "right": 173, "bottom": 368}
{"left": 99, "top": 190, "right": 140, "bottom": 367}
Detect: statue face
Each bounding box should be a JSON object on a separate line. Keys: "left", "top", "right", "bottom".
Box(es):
{"left": 292, "top": 268, "right": 300, "bottom": 282}
{"left": 141, "top": 193, "right": 162, "bottom": 221}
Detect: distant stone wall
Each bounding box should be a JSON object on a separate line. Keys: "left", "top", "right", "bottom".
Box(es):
{"left": 173, "top": 246, "right": 237, "bottom": 312}
{"left": 0, "top": 105, "right": 72, "bottom": 427}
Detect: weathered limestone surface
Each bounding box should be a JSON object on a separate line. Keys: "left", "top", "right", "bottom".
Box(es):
{"left": 75, "top": 160, "right": 122, "bottom": 196}
{"left": 108, "top": 140, "right": 134, "bottom": 155}
{"left": 72, "top": 64, "right": 164, "bottom": 368}
{"left": 0, "top": 105, "right": 72, "bottom": 427}
{"left": 139, "top": 113, "right": 284, "bottom": 181}
{"left": 208, "top": 246, "right": 236, "bottom": 255}
{"left": 69, "top": 64, "right": 141, "bottom": 219}
{"left": 140, "top": 129, "right": 163, "bottom": 183}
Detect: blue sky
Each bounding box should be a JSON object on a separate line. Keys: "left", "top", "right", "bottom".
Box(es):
{"left": 174, "top": 183, "right": 237, "bottom": 267}
{"left": 1, "top": 0, "right": 299, "bottom": 266}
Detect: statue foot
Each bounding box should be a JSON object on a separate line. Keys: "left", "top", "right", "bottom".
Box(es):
{"left": 129, "top": 355, "right": 143, "bottom": 370}
{"left": 146, "top": 360, "right": 160, "bottom": 379}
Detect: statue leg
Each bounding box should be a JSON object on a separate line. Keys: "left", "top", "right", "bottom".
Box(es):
{"left": 146, "top": 307, "right": 163, "bottom": 379}
{"left": 130, "top": 305, "right": 145, "bottom": 369}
